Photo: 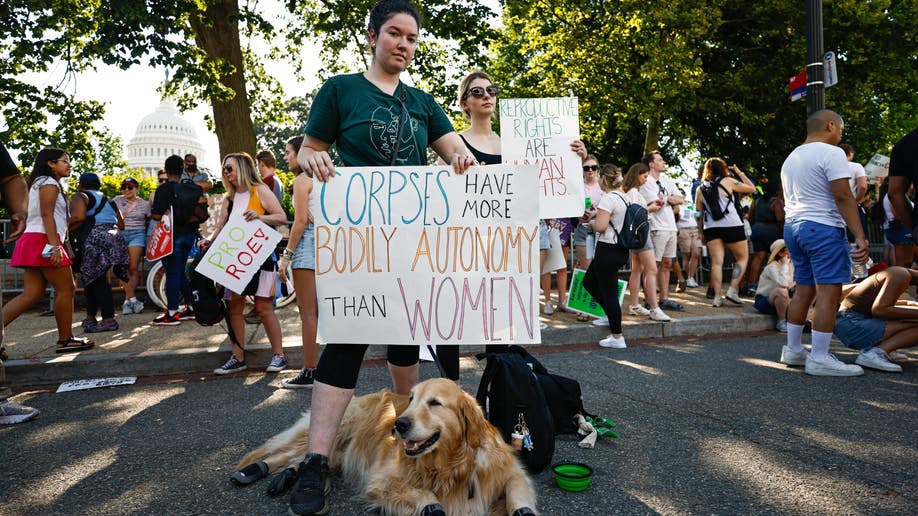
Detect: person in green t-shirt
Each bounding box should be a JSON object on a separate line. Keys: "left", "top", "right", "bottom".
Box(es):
{"left": 284, "top": 2, "right": 478, "bottom": 515}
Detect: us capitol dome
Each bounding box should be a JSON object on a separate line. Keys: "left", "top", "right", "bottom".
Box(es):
{"left": 125, "top": 100, "right": 207, "bottom": 177}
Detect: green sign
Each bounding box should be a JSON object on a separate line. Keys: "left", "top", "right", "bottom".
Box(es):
{"left": 566, "top": 268, "right": 627, "bottom": 318}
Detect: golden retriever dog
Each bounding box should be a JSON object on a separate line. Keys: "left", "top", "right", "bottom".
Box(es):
{"left": 235, "top": 378, "right": 537, "bottom": 515}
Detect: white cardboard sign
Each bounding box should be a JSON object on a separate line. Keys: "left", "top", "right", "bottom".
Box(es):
{"left": 313, "top": 165, "right": 541, "bottom": 346}
{"left": 196, "top": 212, "right": 282, "bottom": 293}
{"left": 499, "top": 97, "right": 585, "bottom": 218}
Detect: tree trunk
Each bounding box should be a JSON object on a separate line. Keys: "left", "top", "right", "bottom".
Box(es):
{"left": 190, "top": 0, "right": 257, "bottom": 161}
{"left": 643, "top": 116, "right": 660, "bottom": 154}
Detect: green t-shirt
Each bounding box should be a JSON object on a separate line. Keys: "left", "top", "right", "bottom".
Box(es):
{"left": 305, "top": 73, "right": 455, "bottom": 167}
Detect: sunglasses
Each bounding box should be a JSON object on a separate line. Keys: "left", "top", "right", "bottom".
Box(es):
{"left": 157, "top": 178, "right": 167, "bottom": 184}
{"left": 121, "top": 185, "right": 136, "bottom": 190}
{"left": 583, "top": 165, "right": 599, "bottom": 172}
{"left": 222, "top": 164, "right": 234, "bottom": 173}
{"left": 465, "top": 85, "right": 499, "bottom": 98}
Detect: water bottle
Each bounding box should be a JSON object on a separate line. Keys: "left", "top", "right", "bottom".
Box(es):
{"left": 850, "top": 243, "right": 868, "bottom": 280}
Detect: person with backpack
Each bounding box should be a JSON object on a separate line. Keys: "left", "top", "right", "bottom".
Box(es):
{"left": 583, "top": 165, "right": 630, "bottom": 348}
{"left": 69, "top": 173, "right": 129, "bottom": 333}
{"left": 150, "top": 155, "right": 206, "bottom": 326}
{"left": 198, "top": 152, "right": 290, "bottom": 375}
{"left": 622, "top": 163, "right": 671, "bottom": 322}
{"left": 696, "top": 158, "right": 756, "bottom": 307}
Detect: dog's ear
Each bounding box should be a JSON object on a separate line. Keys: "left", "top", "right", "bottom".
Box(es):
{"left": 458, "top": 391, "right": 484, "bottom": 449}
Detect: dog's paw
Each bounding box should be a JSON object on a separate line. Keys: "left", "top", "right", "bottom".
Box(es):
{"left": 230, "top": 461, "right": 268, "bottom": 486}
{"left": 266, "top": 467, "right": 297, "bottom": 496}
{"left": 421, "top": 503, "right": 446, "bottom": 516}
{"left": 512, "top": 508, "right": 536, "bottom": 516}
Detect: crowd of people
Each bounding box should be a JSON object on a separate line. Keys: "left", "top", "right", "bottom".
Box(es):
{"left": 1, "top": 2, "right": 916, "bottom": 514}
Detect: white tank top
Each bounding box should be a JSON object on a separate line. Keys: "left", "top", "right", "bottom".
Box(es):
{"left": 703, "top": 179, "right": 744, "bottom": 229}
{"left": 24, "top": 176, "right": 69, "bottom": 241}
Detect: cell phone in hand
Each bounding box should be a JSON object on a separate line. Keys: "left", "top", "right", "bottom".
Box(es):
{"left": 41, "top": 244, "right": 56, "bottom": 258}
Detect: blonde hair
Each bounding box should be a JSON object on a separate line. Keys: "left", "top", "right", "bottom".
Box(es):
{"left": 457, "top": 70, "right": 494, "bottom": 120}
{"left": 222, "top": 152, "right": 263, "bottom": 198}
{"left": 599, "top": 163, "right": 622, "bottom": 191}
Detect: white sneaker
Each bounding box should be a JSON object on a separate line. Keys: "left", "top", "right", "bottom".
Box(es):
{"left": 804, "top": 354, "right": 864, "bottom": 376}
{"left": 888, "top": 350, "right": 908, "bottom": 362}
{"left": 725, "top": 287, "right": 744, "bottom": 305}
{"left": 780, "top": 345, "right": 808, "bottom": 366}
{"left": 131, "top": 299, "right": 144, "bottom": 314}
{"left": 649, "top": 307, "right": 671, "bottom": 322}
{"left": 122, "top": 300, "right": 135, "bottom": 314}
{"left": 599, "top": 334, "right": 627, "bottom": 348}
{"left": 712, "top": 296, "right": 724, "bottom": 307}
{"left": 855, "top": 349, "right": 902, "bottom": 372}
{"left": 686, "top": 278, "right": 699, "bottom": 288}
{"left": 629, "top": 305, "right": 651, "bottom": 316}
{"left": 543, "top": 300, "right": 554, "bottom": 315}
{"left": 591, "top": 316, "right": 609, "bottom": 326}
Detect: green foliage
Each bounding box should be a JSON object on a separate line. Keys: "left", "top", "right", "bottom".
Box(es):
{"left": 96, "top": 171, "right": 160, "bottom": 201}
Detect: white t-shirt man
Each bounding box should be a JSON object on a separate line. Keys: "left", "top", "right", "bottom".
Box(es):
{"left": 639, "top": 173, "right": 679, "bottom": 231}
{"left": 847, "top": 161, "right": 867, "bottom": 201}
{"left": 781, "top": 142, "right": 851, "bottom": 227}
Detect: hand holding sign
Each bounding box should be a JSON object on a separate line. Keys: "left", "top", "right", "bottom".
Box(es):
{"left": 195, "top": 212, "right": 282, "bottom": 294}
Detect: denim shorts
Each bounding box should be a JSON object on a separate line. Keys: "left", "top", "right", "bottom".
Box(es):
{"left": 573, "top": 223, "right": 592, "bottom": 247}
{"left": 122, "top": 228, "right": 147, "bottom": 248}
{"left": 834, "top": 309, "right": 885, "bottom": 350}
{"left": 885, "top": 221, "right": 914, "bottom": 245}
{"left": 783, "top": 219, "right": 850, "bottom": 286}
{"left": 291, "top": 224, "right": 315, "bottom": 270}
{"left": 539, "top": 220, "right": 550, "bottom": 250}
{"left": 753, "top": 294, "right": 777, "bottom": 315}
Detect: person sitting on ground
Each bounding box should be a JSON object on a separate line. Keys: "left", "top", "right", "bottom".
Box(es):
{"left": 754, "top": 239, "right": 795, "bottom": 332}
{"left": 834, "top": 266, "right": 918, "bottom": 372}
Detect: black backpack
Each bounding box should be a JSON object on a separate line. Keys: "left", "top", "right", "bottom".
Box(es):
{"left": 507, "top": 346, "right": 594, "bottom": 435}
{"left": 189, "top": 251, "right": 226, "bottom": 326}
{"left": 172, "top": 179, "right": 209, "bottom": 225}
{"left": 612, "top": 192, "right": 650, "bottom": 249}
{"left": 476, "top": 347, "right": 555, "bottom": 473}
{"left": 700, "top": 177, "right": 734, "bottom": 221}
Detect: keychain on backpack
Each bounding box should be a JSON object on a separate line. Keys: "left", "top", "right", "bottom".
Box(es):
{"left": 511, "top": 425, "right": 525, "bottom": 451}
{"left": 515, "top": 413, "right": 534, "bottom": 452}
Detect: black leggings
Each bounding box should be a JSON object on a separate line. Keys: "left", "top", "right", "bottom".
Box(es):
{"left": 583, "top": 242, "right": 624, "bottom": 335}
{"left": 85, "top": 274, "right": 115, "bottom": 320}
{"left": 315, "top": 344, "right": 420, "bottom": 389}
{"left": 435, "top": 344, "right": 510, "bottom": 381}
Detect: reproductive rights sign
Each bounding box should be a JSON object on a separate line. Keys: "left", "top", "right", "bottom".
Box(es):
{"left": 500, "top": 97, "right": 585, "bottom": 218}
{"left": 314, "top": 165, "right": 541, "bottom": 345}
{"left": 196, "top": 213, "right": 282, "bottom": 294}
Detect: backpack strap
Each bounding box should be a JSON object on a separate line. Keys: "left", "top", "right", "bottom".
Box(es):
{"left": 713, "top": 176, "right": 734, "bottom": 214}
{"left": 609, "top": 191, "right": 629, "bottom": 243}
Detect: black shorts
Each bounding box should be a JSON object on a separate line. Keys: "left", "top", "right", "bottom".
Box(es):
{"left": 315, "top": 344, "right": 419, "bottom": 389}
{"left": 703, "top": 225, "right": 747, "bottom": 244}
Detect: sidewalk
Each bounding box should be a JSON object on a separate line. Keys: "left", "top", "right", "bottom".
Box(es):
{"left": 2, "top": 286, "right": 775, "bottom": 386}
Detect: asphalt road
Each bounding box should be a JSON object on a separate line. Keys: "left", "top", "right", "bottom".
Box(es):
{"left": 2, "top": 334, "right": 915, "bottom": 515}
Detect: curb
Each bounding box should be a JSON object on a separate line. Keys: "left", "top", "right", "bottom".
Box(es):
{"left": 4, "top": 313, "right": 775, "bottom": 386}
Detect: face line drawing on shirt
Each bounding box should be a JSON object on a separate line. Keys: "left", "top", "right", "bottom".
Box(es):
{"left": 370, "top": 102, "right": 419, "bottom": 165}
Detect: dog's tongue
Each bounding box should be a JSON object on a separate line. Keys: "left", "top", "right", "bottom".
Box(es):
{"left": 406, "top": 440, "right": 424, "bottom": 451}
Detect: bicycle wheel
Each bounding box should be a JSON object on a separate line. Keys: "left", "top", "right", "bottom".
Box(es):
{"left": 146, "top": 261, "right": 167, "bottom": 310}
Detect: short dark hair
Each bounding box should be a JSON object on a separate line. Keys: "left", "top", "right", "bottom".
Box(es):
{"left": 839, "top": 143, "right": 853, "bottom": 156}
{"left": 368, "top": 0, "right": 420, "bottom": 35}
{"left": 184, "top": 153, "right": 197, "bottom": 161}
{"left": 642, "top": 151, "right": 661, "bottom": 166}
{"left": 256, "top": 149, "right": 276, "bottom": 169}
{"left": 165, "top": 155, "right": 184, "bottom": 176}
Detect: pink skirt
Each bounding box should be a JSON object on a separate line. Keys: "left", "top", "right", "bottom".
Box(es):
{"left": 10, "top": 232, "right": 73, "bottom": 268}
{"left": 225, "top": 270, "right": 277, "bottom": 299}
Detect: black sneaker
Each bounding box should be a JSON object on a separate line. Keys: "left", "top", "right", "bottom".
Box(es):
{"left": 214, "top": 354, "right": 247, "bottom": 375}
{"left": 289, "top": 453, "right": 330, "bottom": 515}
{"left": 152, "top": 312, "right": 181, "bottom": 326}
{"left": 282, "top": 368, "right": 316, "bottom": 390}
{"left": 177, "top": 306, "right": 196, "bottom": 320}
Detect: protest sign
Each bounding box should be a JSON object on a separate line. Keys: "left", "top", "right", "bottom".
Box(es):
{"left": 864, "top": 154, "right": 890, "bottom": 183}
{"left": 313, "top": 165, "right": 541, "bottom": 345}
{"left": 57, "top": 377, "right": 136, "bottom": 393}
{"left": 566, "top": 268, "right": 627, "bottom": 318}
{"left": 146, "top": 211, "right": 173, "bottom": 261}
{"left": 499, "top": 97, "right": 585, "bottom": 218}
{"left": 195, "top": 212, "right": 282, "bottom": 293}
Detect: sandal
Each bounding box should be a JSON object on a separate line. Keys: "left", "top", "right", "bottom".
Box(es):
{"left": 576, "top": 313, "right": 590, "bottom": 322}
{"left": 55, "top": 337, "right": 95, "bottom": 354}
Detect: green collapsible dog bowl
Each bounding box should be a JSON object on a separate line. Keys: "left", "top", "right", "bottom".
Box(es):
{"left": 552, "top": 462, "right": 593, "bottom": 492}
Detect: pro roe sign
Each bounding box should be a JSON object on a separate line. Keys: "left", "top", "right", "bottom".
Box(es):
{"left": 196, "top": 213, "right": 282, "bottom": 293}
{"left": 313, "top": 165, "right": 541, "bottom": 346}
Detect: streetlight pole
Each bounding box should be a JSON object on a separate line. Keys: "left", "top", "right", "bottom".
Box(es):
{"left": 806, "top": 0, "right": 825, "bottom": 114}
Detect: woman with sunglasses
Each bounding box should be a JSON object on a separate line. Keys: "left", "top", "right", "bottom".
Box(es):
{"left": 114, "top": 177, "right": 150, "bottom": 314}
{"left": 4, "top": 149, "right": 93, "bottom": 352}
{"left": 199, "top": 153, "right": 289, "bottom": 375}
{"left": 622, "top": 163, "right": 671, "bottom": 322}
